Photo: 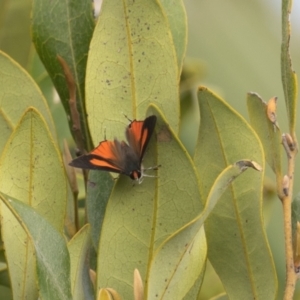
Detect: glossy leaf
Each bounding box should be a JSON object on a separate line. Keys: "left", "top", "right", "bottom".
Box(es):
{"left": 247, "top": 93, "right": 282, "bottom": 178}
{"left": 96, "top": 105, "right": 202, "bottom": 298}
{"left": 0, "top": 195, "right": 72, "bottom": 300}
{"left": 32, "top": 0, "right": 95, "bottom": 150}
{"left": 0, "top": 51, "right": 56, "bottom": 153}
{"left": 194, "top": 87, "right": 277, "bottom": 299}
{"left": 68, "top": 224, "right": 94, "bottom": 300}
{"left": 281, "top": 0, "right": 298, "bottom": 132}
{"left": 86, "top": 0, "right": 179, "bottom": 144}
{"left": 0, "top": 108, "right": 67, "bottom": 299}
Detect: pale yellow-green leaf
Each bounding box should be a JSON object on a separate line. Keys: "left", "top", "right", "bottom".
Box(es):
{"left": 0, "top": 199, "right": 37, "bottom": 299}
{"left": 0, "top": 51, "right": 56, "bottom": 153}
{"left": 147, "top": 161, "right": 254, "bottom": 299}
{"left": 0, "top": 108, "right": 68, "bottom": 299}
{"left": 68, "top": 224, "right": 93, "bottom": 300}
{"left": 182, "top": 273, "right": 204, "bottom": 300}
{"left": 0, "top": 195, "right": 72, "bottom": 300}
{"left": 194, "top": 87, "right": 277, "bottom": 299}
{"left": 247, "top": 93, "right": 282, "bottom": 179}
{"left": 148, "top": 226, "right": 206, "bottom": 300}
{"left": 159, "top": 0, "right": 187, "bottom": 74}
{"left": 86, "top": 0, "right": 179, "bottom": 144}
{"left": 96, "top": 104, "right": 202, "bottom": 298}
{"left": 0, "top": 107, "right": 67, "bottom": 229}
{"left": 281, "top": 0, "right": 298, "bottom": 132}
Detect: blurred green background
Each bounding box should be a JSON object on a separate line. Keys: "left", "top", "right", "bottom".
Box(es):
{"left": 185, "top": 1, "right": 300, "bottom": 299}
{"left": 0, "top": 0, "right": 300, "bottom": 299}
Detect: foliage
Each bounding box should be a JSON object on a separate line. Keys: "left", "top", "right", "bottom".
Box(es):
{"left": 0, "top": 0, "right": 298, "bottom": 299}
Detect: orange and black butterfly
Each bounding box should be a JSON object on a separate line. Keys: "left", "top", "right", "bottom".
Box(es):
{"left": 69, "top": 115, "right": 158, "bottom": 183}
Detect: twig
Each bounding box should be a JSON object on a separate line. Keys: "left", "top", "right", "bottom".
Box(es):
{"left": 57, "top": 55, "right": 86, "bottom": 155}
{"left": 282, "top": 133, "right": 298, "bottom": 300}
{"left": 57, "top": 55, "right": 89, "bottom": 226}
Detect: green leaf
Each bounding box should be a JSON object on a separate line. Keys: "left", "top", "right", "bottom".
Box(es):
{"left": 86, "top": 0, "right": 180, "bottom": 145}
{"left": 247, "top": 93, "right": 282, "bottom": 177}
{"left": 0, "top": 107, "right": 67, "bottom": 230}
{"left": 194, "top": 87, "right": 277, "bottom": 299}
{"left": 27, "top": 51, "right": 73, "bottom": 146}
{"left": 0, "top": 51, "right": 56, "bottom": 153}
{"left": 0, "top": 195, "right": 72, "bottom": 300}
{"left": 96, "top": 105, "right": 202, "bottom": 298}
{"left": 148, "top": 226, "right": 207, "bottom": 300}
{"left": 182, "top": 274, "right": 204, "bottom": 300}
{"left": 281, "top": 0, "right": 298, "bottom": 132}
{"left": 68, "top": 224, "right": 94, "bottom": 300}
{"left": 159, "top": 0, "right": 187, "bottom": 74}
{"left": 86, "top": 171, "right": 114, "bottom": 249}
{"left": 0, "top": 108, "right": 68, "bottom": 299}
{"left": 147, "top": 161, "right": 255, "bottom": 299}
{"left": 0, "top": 220, "right": 37, "bottom": 300}
{"left": 32, "top": 0, "right": 95, "bottom": 150}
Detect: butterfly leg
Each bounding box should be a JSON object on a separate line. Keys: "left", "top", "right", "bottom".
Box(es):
{"left": 142, "top": 164, "right": 161, "bottom": 171}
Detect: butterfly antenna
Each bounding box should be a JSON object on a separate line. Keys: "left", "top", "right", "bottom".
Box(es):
{"left": 103, "top": 126, "right": 107, "bottom": 140}
{"left": 123, "top": 113, "right": 132, "bottom": 123}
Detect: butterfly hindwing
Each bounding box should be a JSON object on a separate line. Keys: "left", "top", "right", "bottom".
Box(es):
{"left": 69, "top": 115, "right": 157, "bottom": 181}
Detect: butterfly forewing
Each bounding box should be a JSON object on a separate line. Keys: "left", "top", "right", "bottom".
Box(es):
{"left": 126, "top": 115, "right": 157, "bottom": 162}
{"left": 69, "top": 115, "right": 157, "bottom": 181}
{"left": 70, "top": 140, "right": 126, "bottom": 173}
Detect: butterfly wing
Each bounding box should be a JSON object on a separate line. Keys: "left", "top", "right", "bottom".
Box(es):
{"left": 125, "top": 115, "right": 157, "bottom": 163}
{"left": 69, "top": 139, "right": 129, "bottom": 174}
{"left": 69, "top": 115, "right": 157, "bottom": 180}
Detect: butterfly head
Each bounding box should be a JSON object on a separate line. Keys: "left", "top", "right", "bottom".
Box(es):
{"left": 130, "top": 169, "right": 142, "bottom": 183}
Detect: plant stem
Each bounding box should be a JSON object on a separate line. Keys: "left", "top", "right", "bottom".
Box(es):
{"left": 283, "top": 138, "right": 298, "bottom": 300}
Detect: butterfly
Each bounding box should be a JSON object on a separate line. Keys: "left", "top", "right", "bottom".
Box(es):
{"left": 69, "top": 115, "right": 158, "bottom": 183}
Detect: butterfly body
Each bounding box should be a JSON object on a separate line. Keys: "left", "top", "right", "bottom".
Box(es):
{"left": 69, "top": 115, "right": 157, "bottom": 183}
